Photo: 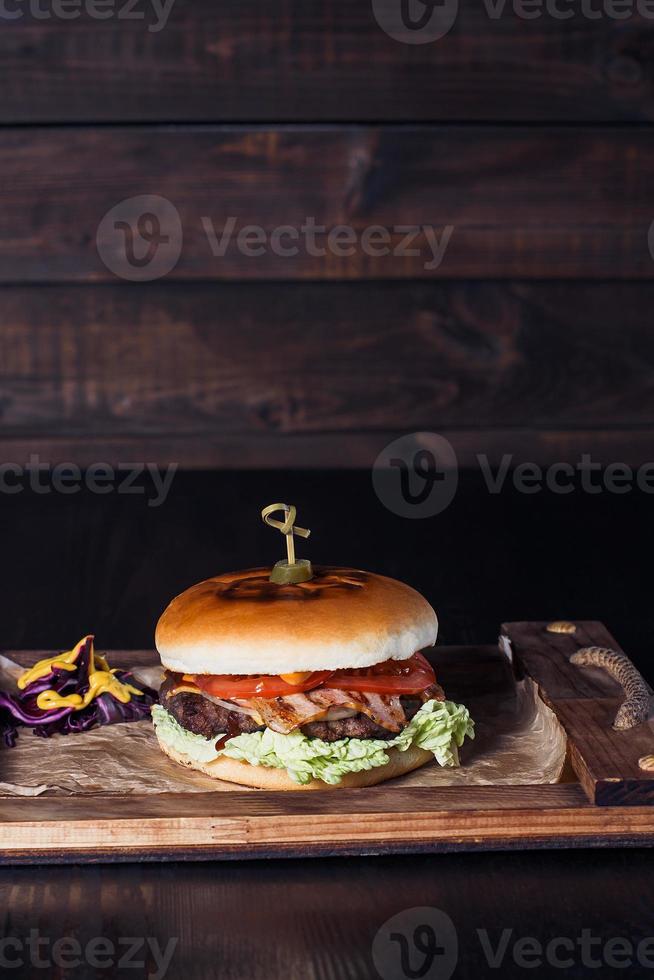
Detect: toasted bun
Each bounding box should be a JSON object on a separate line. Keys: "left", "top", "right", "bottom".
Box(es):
{"left": 157, "top": 734, "right": 433, "bottom": 790}
{"left": 156, "top": 566, "right": 437, "bottom": 675}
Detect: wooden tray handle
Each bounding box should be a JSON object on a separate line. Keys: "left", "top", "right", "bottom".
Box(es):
{"left": 570, "top": 646, "right": 651, "bottom": 731}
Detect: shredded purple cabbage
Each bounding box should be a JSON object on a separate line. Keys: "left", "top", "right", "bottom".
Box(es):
{"left": 0, "top": 636, "right": 156, "bottom": 747}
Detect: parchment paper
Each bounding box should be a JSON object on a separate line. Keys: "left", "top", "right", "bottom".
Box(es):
{"left": 0, "top": 654, "right": 567, "bottom": 796}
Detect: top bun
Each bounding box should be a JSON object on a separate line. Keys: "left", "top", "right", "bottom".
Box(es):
{"left": 155, "top": 566, "right": 438, "bottom": 675}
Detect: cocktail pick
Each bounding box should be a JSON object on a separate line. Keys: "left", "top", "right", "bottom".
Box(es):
{"left": 261, "top": 503, "right": 313, "bottom": 584}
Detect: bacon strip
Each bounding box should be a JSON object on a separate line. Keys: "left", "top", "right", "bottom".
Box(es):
{"left": 422, "top": 681, "right": 446, "bottom": 703}
{"left": 160, "top": 669, "right": 445, "bottom": 736}
{"left": 247, "top": 689, "right": 407, "bottom": 735}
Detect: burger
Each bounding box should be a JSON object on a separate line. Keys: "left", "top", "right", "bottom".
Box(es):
{"left": 152, "top": 565, "right": 474, "bottom": 790}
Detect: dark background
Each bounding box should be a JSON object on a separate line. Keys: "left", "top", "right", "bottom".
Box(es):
{"left": 4, "top": 471, "right": 654, "bottom": 678}
{"left": 1, "top": 2, "right": 654, "bottom": 673}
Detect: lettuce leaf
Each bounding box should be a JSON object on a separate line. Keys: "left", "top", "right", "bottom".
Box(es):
{"left": 152, "top": 704, "right": 226, "bottom": 763}
{"left": 152, "top": 699, "right": 474, "bottom": 786}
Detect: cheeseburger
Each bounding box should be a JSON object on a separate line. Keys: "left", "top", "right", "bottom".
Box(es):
{"left": 152, "top": 506, "right": 473, "bottom": 790}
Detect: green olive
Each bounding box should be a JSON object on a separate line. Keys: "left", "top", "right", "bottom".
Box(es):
{"left": 269, "top": 559, "right": 313, "bottom": 584}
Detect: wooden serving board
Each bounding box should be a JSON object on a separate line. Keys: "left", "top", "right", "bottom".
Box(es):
{"left": 0, "top": 621, "right": 652, "bottom": 864}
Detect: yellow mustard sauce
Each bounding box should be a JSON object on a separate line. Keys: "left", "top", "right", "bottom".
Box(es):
{"left": 16, "top": 637, "right": 91, "bottom": 690}
{"left": 17, "top": 635, "right": 143, "bottom": 712}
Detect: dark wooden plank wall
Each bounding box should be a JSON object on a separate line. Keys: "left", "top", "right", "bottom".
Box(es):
{"left": 1, "top": 1, "right": 654, "bottom": 468}
{"left": 2, "top": 1, "right": 654, "bottom": 123}
{"left": 3, "top": 127, "right": 654, "bottom": 281}
{"left": 3, "top": 281, "right": 654, "bottom": 467}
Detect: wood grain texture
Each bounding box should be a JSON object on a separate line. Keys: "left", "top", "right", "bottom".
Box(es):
{"left": 552, "top": 699, "right": 654, "bottom": 806}
{"left": 0, "top": 784, "right": 653, "bottom": 862}
{"left": 2, "top": 850, "right": 654, "bottom": 980}
{"left": 503, "top": 621, "right": 654, "bottom": 806}
{"left": 6, "top": 429, "right": 654, "bottom": 470}
{"left": 1, "top": 127, "right": 653, "bottom": 282}
{"left": 2, "top": 2, "right": 654, "bottom": 123}
{"left": 3, "top": 280, "right": 654, "bottom": 468}
{"left": 502, "top": 622, "right": 635, "bottom": 700}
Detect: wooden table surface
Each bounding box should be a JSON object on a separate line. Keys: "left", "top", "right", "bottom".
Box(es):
{"left": 0, "top": 849, "right": 652, "bottom": 979}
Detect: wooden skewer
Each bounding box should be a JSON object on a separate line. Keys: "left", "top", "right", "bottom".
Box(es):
{"left": 261, "top": 503, "right": 311, "bottom": 579}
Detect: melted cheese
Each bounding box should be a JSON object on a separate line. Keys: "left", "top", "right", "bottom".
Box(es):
{"left": 279, "top": 671, "right": 313, "bottom": 686}
{"left": 168, "top": 683, "right": 202, "bottom": 697}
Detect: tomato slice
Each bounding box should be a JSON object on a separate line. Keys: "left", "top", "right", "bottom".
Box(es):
{"left": 192, "top": 653, "right": 435, "bottom": 699}
{"left": 194, "top": 670, "right": 334, "bottom": 699}
{"left": 326, "top": 652, "right": 436, "bottom": 694}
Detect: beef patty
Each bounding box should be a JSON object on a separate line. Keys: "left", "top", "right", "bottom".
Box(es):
{"left": 302, "top": 698, "right": 421, "bottom": 741}
{"left": 161, "top": 690, "right": 262, "bottom": 740}
{"left": 160, "top": 685, "right": 421, "bottom": 743}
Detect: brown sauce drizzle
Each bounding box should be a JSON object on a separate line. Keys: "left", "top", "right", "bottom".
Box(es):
{"left": 215, "top": 713, "right": 242, "bottom": 750}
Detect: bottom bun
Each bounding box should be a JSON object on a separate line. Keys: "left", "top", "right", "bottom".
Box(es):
{"left": 156, "top": 734, "right": 433, "bottom": 790}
